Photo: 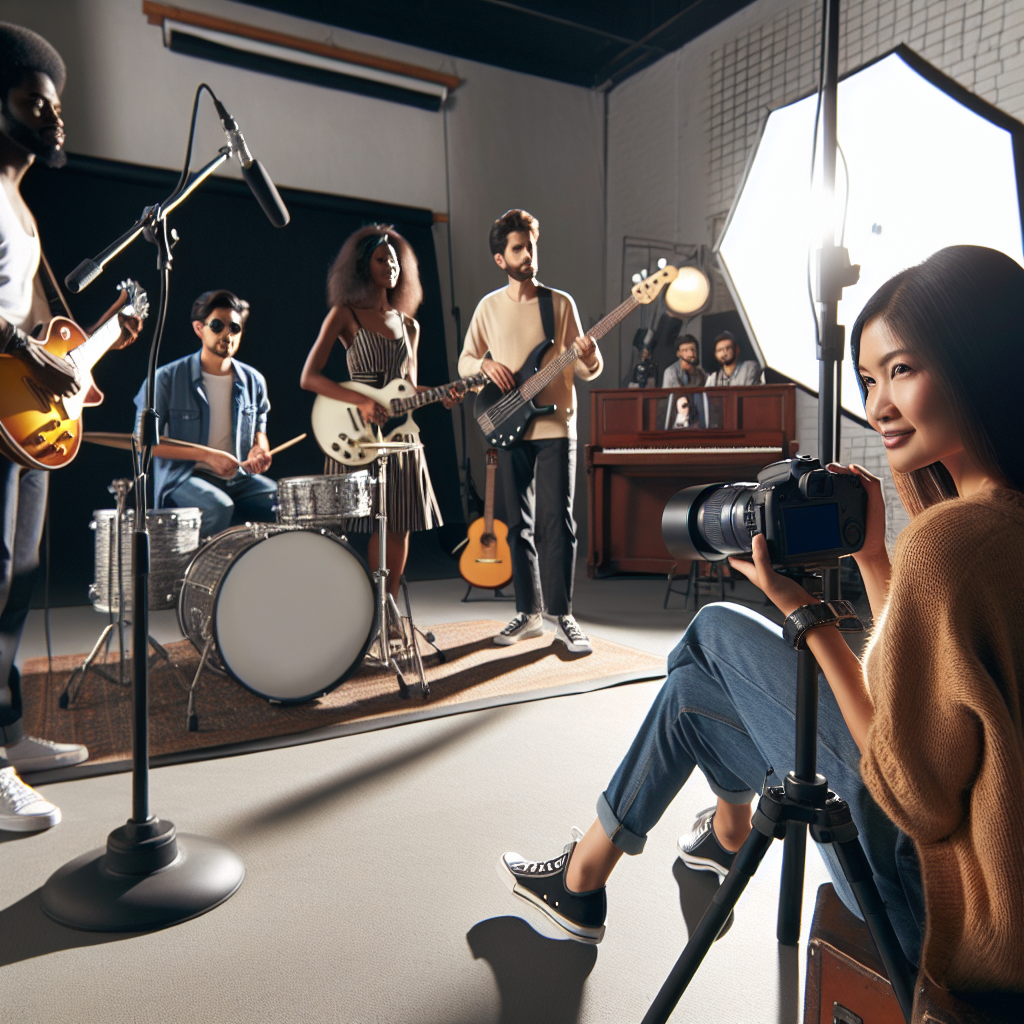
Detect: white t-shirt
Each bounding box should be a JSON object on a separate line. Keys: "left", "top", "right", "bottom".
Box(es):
{"left": 202, "top": 370, "right": 236, "bottom": 467}
{"left": 0, "top": 182, "right": 42, "bottom": 330}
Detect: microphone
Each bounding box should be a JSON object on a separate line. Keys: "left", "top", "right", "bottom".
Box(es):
{"left": 213, "top": 98, "right": 290, "bottom": 228}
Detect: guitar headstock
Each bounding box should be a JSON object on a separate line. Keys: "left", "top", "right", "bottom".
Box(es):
{"left": 116, "top": 279, "right": 150, "bottom": 321}
{"left": 631, "top": 265, "right": 679, "bottom": 304}
{"left": 485, "top": 448, "right": 499, "bottom": 466}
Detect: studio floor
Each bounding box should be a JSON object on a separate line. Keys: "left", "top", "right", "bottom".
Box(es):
{"left": 3, "top": 572, "right": 830, "bottom": 1024}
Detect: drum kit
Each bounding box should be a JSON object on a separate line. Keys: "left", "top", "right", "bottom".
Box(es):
{"left": 66, "top": 436, "right": 435, "bottom": 729}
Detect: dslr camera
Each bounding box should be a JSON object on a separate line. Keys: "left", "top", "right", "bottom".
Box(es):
{"left": 662, "top": 456, "right": 867, "bottom": 568}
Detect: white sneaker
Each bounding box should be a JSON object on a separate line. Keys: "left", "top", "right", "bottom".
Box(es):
{"left": 494, "top": 612, "right": 545, "bottom": 646}
{"left": 0, "top": 766, "right": 61, "bottom": 831}
{"left": 555, "top": 615, "right": 592, "bottom": 654}
{"left": 2, "top": 734, "right": 89, "bottom": 772}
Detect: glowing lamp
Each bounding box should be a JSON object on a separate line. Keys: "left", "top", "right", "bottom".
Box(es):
{"left": 664, "top": 265, "right": 711, "bottom": 316}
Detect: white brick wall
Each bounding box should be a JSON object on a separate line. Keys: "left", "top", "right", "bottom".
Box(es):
{"left": 607, "top": 0, "right": 1023, "bottom": 550}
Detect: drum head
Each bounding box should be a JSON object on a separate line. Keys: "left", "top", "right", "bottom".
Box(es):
{"left": 214, "top": 530, "right": 375, "bottom": 702}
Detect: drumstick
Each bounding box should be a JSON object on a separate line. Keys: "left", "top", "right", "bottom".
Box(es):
{"left": 267, "top": 433, "right": 306, "bottom": 457}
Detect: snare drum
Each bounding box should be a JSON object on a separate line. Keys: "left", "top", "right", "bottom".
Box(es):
{"left": 177, "top": 524, "right": 376, "bottom": 703}
{"left": 275, "top": 472, "right": 373, "bottom": 527}
{"left": 89, "top": 507, "right": 202, "bottom": 612}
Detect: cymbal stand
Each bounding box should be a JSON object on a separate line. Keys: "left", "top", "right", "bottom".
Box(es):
{"left": 367, "top": 448, "right": 429, "bottom": 698}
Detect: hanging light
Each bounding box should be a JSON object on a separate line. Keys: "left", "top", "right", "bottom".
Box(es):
{"left": 664, "top": 265, "right": 711, "bottom": 316}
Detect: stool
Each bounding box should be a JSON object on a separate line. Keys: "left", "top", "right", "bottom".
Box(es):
{"left": 664, "top": 560, "right": 734, "bottom": 610}
{"left": 805, "top": 884, "right": 1022, "bottom": 1024}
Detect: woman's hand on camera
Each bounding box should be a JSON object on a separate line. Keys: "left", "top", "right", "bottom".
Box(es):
{"left": 728, "top": 535, "right": 816, "bottom": 618}
{"left": 827, "top": 463, "right": 887, "bottom": 564}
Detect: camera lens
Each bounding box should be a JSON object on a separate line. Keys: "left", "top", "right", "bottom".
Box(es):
{"left": 662, "top": 482, "right": 758, "bottom": 562}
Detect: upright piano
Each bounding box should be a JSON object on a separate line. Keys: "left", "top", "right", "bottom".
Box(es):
{"left": 586, "top": 384, "right": 798, "bottom": 577}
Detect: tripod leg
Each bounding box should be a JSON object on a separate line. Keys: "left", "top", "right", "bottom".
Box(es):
{"left": 60, "top": 622, "right": 117, "bottom": 708}
{"left": 832, "top": 837, "right": 915, "bottom": 1022}
{"left": 777, "top": 823, "right": 807, "bottom": 944}
{"left": 642, "top": 824, "right": 775, "bottom": 1024}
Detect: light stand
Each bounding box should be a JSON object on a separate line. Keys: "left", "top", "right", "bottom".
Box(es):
{"left": 640, "top": 3, "right": 914, "bottom": 1021}
{"left": 40, "top": 125, "right": 244, "bottom": 930}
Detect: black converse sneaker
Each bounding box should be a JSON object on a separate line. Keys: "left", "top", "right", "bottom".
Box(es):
{"left": 555, "top": 615, "right": 592, "bottom": 654}
{"left": 498, "top": 829, "right": 607, "bottom": 944}
{"left": 494, "top": 612, "right": 545, "bottom": 646}
{"left": 677, "top": 807, "right": 737, "bottom": 879}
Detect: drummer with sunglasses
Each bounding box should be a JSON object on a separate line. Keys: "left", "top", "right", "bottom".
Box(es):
{"left": 133, "top": 289, "right": 276, "bottom": 537}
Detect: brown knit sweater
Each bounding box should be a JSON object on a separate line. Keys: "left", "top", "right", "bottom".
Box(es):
{"left": 861, "top": 487, "right": 1024, "bottom": 992}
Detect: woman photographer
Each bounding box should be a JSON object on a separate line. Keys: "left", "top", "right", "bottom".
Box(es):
{"left": 498, "top": 245, "right": 1024, "bottom": 995}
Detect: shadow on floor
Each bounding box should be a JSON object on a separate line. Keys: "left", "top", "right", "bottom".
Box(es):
{"left": 432, "top": 641, "right": 593, "bottom": 694}
{"left": 0, "top": 888, "right": 143, "bottom": 967}
{"left": 467, "top": 916, "right": 597, "bottom": 1024}
{"left": 672, "top": 858, "right": 733, "bottom": 942}
{"left": 219, "top": 711, "right": 499, "bottom": 840}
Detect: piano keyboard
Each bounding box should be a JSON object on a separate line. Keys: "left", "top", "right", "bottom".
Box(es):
{"left": 600, "top": 446, "right": 780, "bottom": 455}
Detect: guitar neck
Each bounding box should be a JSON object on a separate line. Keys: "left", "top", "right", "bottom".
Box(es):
{"left": 484, "top": 459, "right": 496, "bottom": 534}
{"left": 518, "top": 294, "right": 638, "bottom": 402}
{"left": 66, "top": 313, "right": 123, "bottom": 374}
{"left": 392, "top": 374, "right": 484, "bottom": 414}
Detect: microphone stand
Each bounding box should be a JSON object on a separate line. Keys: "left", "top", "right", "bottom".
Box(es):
{"left": 40, "top": 147, "right": 245, "bottom": 931}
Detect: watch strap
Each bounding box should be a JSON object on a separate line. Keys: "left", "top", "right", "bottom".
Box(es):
{"left": 783, "top": 600, "right": 863, "bottom": 649}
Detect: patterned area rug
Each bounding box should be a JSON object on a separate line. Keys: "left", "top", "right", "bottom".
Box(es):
{"left": 20, "top": 620, "right": 664, "bottom": 781}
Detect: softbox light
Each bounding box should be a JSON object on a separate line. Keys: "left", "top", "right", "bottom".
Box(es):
{"left": 717, "top": 45, "right": 1024, "bottom": 417}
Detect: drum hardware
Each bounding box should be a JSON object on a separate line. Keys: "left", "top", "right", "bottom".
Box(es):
{"left": 361, "top": 441, "right": 430, "bottom": 698}
{"left": 178, "top": 523, "right": 376, "bottom": 730}
{"left": 59, "top": 481, "right": 195, "bottom": 709}
{"left": 275, "top": 471, "right": 373, "bottom": 527}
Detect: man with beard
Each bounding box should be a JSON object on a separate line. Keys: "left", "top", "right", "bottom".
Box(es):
{"left": 135, "top": 289, "right": 275, "bottom": 538}
{"left": 458, "top": 209, "right": 601, "bottom": 653}
{"left": 0, "top": 24, "right": 140, "bottom": 831}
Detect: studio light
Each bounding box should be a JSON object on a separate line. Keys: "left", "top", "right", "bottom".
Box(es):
{"left": 716, "top": 46, "right": 1024, "bottom": 415}
{"left": 664, "top": 265, "right": 711, "bottom": 316}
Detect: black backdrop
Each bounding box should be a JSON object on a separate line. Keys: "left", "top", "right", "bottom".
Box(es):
{"left": 22, "top": 153, "right": 463, "bottom": 605}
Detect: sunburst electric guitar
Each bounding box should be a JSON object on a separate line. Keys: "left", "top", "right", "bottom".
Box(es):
{"left": 311, "top": 371, "right": 488, "bottom": 467}
{"left": 0, "top": 279, "right": 149, "bottom": 470}
{"left": 459, "top": 448, "right": 512, "bottom": 590}
{"left": 476, "top": 266, "right": 680, "bottom": 448}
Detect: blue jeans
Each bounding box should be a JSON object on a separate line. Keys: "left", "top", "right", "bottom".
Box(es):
{"left": 164, "top": 472, "right": 277, "bottom": 538}
{"left": 597, "top": 602, "right": 925, "bottom": 966}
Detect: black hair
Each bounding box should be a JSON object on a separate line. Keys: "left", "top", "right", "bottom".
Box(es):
{"left": 190, "top": 289, "right": 250, "bottom": 325}
{"left": 355, "top": 229, "right": 392, "bottom": 282}
{"left": 713, "top": 331, "right": 736, "bottom": 345}
{"left": 489, "top": 209, "right": 539, "bottom": 257}
{"left": 850, "top": 245, "right": 1024, "bottom": 514}
{"left": 677, "top": 333, "right": 700, "bottom": 352}
{"left": 327, "top": 223, "right": 422, "bottom": 315}
{"left": 0, "top": 23, "right": 66, "bottom": 100}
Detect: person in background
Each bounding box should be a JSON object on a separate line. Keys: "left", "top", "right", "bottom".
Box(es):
{"left": 705, "top": 331, "right": 763, "bottom": 386}
{"left": 662, "top": 334, "right": 706, "bottom": 389}
{"left": 671, "top": 393, "right": 703, "bottom": 429}
{"left": 135, "top": 290, "right": 275, "bottom": 538}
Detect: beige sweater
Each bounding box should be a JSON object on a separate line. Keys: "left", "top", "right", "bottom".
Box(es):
{"left": 458, "top": 286, "right": 602, "bottom": 440}
{"left": 860, "top": 487, "right": 1024, "bottom": 992}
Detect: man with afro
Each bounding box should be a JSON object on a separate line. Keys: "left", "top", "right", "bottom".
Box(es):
{"left": 0, "top": 23, "right": 140, "bottom": 832}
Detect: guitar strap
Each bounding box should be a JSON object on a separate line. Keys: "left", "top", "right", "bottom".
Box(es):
{"left": 537, "top": 285, "right": 555, "bottom": 341}
{"left": 38, "top": 250, "right": 73, "bottom": 320}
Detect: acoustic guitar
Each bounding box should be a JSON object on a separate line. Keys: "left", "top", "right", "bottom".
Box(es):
{"left": 311, "top": 372, "right": 488, "bottom": 467}
{"left": 0, "top": 279, "right": 149, "bottom": 470}
{"left": 459, "top": 448, "right": 512, "bottom": 590}
{"left": 475, "top": 266, "right": 679, "bottom": 448}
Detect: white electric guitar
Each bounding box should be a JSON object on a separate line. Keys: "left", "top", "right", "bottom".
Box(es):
{"left": 311, "top": 372, "right": 488, "bottom": 466}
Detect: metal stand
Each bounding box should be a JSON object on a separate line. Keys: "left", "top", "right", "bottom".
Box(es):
{"left": 461, "top": 582, "right": 514, "bottom": 603}
{"left": 41, "top": 88, "right": 244, "bottom": 931}
{"left": 641, "top": 4, "right": 912, "bottom": 1020}
{"left": 363, "top": 443, "right": 430, "bottom": 699}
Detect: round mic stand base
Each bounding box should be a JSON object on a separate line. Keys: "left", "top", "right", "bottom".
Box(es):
{"left": 39, "top": 820, "right": 244, "bottom": 932}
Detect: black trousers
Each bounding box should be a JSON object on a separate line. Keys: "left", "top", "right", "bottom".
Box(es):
{"left": 500, "top": 438, "right": 576, "bottom": 617}
{"left": 0, "top": 458, "right": 48, "bottom": 764}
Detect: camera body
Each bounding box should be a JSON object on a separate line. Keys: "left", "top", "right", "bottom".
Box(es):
{"left": 662, "top": 456, "right": 867, "bottom": 567}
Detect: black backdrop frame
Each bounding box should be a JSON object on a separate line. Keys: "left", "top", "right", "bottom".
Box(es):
{"left": 22, "top": 152, "right": 463, "bottom": 606}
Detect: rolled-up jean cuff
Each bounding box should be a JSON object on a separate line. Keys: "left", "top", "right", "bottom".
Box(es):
{"left": 707, "top": 779, "right": 757, "bottom": 804}
{"left": 597, "top": 791, "right": 647, "bottom": 855}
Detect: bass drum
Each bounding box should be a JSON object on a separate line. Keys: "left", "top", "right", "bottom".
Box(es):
{"left": 178, "top": 524, "right": 376, "bottom": 703}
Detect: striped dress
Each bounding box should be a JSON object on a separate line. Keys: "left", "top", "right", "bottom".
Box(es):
{"left": 325, "top": 314, "right": 442, "bottom": 533}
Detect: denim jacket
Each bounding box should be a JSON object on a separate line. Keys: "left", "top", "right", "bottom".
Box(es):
{"left": 133, "top": 350, "right": 270, "bottom": 508}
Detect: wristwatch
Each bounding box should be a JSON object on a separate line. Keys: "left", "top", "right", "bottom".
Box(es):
{"left": 782, "top": 600, "right": 864, "bottom": 649}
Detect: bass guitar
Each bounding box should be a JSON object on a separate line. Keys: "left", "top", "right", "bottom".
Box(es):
{"left": 0, "top": 279, "right": 149, "bottom": 470}
{"left": 459, "top": 448, "right": 512, "bottom": 590}
{"left": 476, "top": 266, "right": 679, "bottom": 448}
{"left": 312, "top": 372, "right": 488, "bottom": 466}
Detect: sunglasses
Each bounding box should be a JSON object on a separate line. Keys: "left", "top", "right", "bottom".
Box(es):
{"left": 205, "top": 318, "right": 242, "bottom": 336}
